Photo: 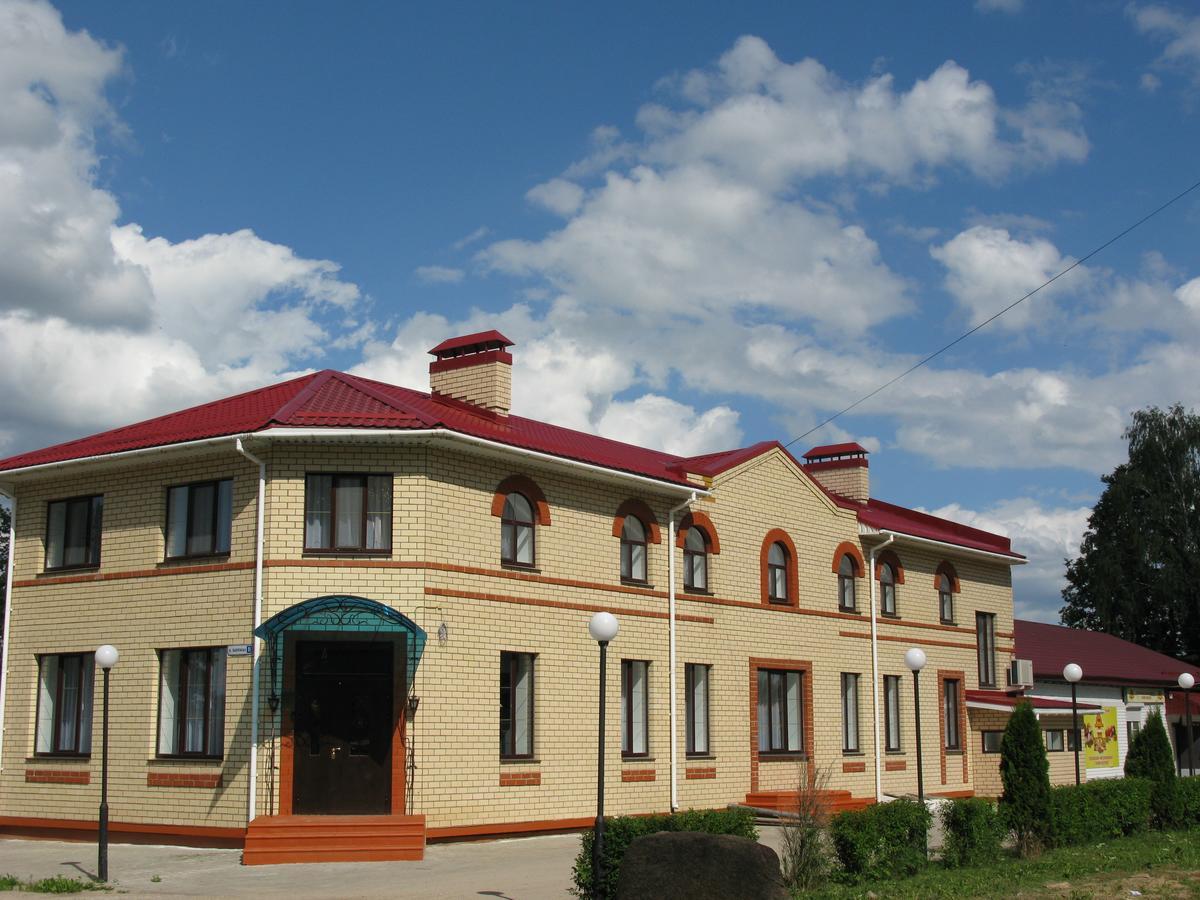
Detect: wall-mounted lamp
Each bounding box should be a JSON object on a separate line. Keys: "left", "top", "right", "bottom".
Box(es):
{"left": 407, "top": 695, "right": 421, "bottom": 719}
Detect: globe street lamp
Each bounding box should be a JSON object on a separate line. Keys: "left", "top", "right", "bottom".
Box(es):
{"left": 905, "top": 648, "right": 927, "bottom": 804}
{"left": 1179, "top": 672, "right": 1196, "bottom": 777}
{"left": 1064, "top": 663, "right": 1083, "bottom": 785}
{"left": 588, "top": 612, "right": 619, "bottom": 900}
{"left": 94, "top": 644, "right": 119, "bottom": 882}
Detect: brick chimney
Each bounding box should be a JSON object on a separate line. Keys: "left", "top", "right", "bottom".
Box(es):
{"left": 803, "top": 443, "right": 870, "bottom": 504}
{"left": 428, "top": 330, "right": 514, "bottom": 415}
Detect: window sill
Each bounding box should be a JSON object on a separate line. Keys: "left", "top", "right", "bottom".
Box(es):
{"left": 620, "top": 579, "right": 654, "bottom": 589}
{"left": 880, "top": 612, "right": 901, "bottom": 620}
{"left": 685, "top": 753, "right": 717, "bottom": 761}
{"left": 26, "top": 755, "right": 90, "bottom": 763}
{"left": 40, "top": 566, "right": 100, "bottom": 577}
{"left": 160, "top": 554, "right": 231, "bottom": 566}
{"left": 757, "top": 753, "right": 808, "bottom": 762}
{"left": 885, "top": 750, "right": 907, "bottom": 756}
{"left": 945, "top": 749, "right": 964, "bottom": 756}
{"left": 302, "top": 550, "right": 393, "bottom": 558}
{"left": 842, "top": 750, "right": 866, "bottom": 757}
{"left": 838, "top": 607, "right": 860, "bottom": 615}
{"left": 501, "top": 562, "right": 540, "bottom": 574}
{"left": 621, "top": 755, "right": 654, "bottom": 762}
{"left": 148, "top": 756, "right": 223, "bottom": 765}
{"left": 940, "top": 620, "right": 957, "bottom": 627}
{"left": 500, "top": 757, "right": 540, "bottom": 765}
{"left": 683, "top": 587, "right": 712, "bottom": 596}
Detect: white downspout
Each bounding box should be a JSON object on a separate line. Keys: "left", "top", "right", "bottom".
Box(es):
{"left": 236, "top": 439, "right": 266, "bottom": 824}
{"left": 868, "top": 532, "right": 895, "bottom": 803}
{"left": 667, "top": 490, "right": 698, "bottom": 812}
{"left": 0, "top": 489, "right": 14, "bottom": 772}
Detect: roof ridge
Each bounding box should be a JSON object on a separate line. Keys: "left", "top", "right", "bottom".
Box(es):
{"left": 270, "top": 370, "right": 339, "bottom": 425}
{"left": 332, "top": 372, "right": 444, "bottom": 428}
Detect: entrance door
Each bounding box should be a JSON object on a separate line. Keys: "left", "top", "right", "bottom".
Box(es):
{"left": 292, "top": 640, "right": 393, "bottom": 815}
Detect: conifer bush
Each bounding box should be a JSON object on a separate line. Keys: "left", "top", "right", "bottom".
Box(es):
{"left": 1124, "top": 709, "right": 1181, "bottom": 827}
{"left": 940, "top": 797, "right": 1003, "bottom": 867}
{"left": 999, "top": 701, "right": 1050, "bottom": 856}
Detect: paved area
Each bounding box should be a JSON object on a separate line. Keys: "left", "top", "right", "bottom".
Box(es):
{"left": 0, "top": 826, "right": 790, "bottom": 897}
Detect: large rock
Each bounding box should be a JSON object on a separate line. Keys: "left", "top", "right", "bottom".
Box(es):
{"left": 615, "top": 830, "right": 788, "bottom": 900}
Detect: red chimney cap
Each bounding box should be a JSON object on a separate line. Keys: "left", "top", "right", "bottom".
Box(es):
{"left": 428, "top": 330, "right": 514, "bottom": 358}
{"left": 803, "top": 442, "right": 869, "bottom": 461}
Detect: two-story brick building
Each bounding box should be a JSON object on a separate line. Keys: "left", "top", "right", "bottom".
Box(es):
{"left": 0, "top": 331, "right": 1027, "bottom": 863}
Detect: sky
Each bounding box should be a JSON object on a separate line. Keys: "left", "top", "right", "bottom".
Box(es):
{"left": 1, "top": 0, "right": 1198, "bottom": 622}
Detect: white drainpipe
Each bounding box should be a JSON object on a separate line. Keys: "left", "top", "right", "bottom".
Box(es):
{"left": 0, "top": 490, "right": 14, "bottom": 772}
{"left": 235, "top": 439, "right": 266, "bottom": 824}
{"left": 667, "top": 490, "right": 698, "bottom": 812}
{"left": 868, "top": 532, "right": 895, "bottom": 803}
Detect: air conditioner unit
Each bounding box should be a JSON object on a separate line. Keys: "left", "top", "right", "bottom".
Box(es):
{"left": 1007, "top": 659, "right": 1034, "bottom": 689}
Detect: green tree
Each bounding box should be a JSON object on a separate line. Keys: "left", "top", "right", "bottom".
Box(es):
{"left": 999, "top": 701, "right": 1050, "bottom": 857}
{"left": 1125, "top": 709, "right": 1180, "bottom": 827}
{"left": 1061, "top": 404, "right": 1200, "bottom": 664}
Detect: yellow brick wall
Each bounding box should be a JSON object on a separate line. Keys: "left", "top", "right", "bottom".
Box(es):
{"left": 429, "top": 361, "right": 511, "bottom": 414}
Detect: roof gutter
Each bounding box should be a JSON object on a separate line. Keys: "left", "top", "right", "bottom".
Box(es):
{"left": 860, "top": 526, "right": 1026, "bottom": 565}
{"left": 0, "top": 434, "right": 255, "bottom": 479}
{"left": 0, "top": 487, "right": 13, "bottom": 772}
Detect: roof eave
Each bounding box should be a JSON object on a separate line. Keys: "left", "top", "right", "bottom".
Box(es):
{"left": 859, "top": 524, "right": 1026, "bottom": 565}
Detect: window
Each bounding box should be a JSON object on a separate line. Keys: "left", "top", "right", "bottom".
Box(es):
{"left": 943, "top": 678, "right": 961, "bottom": 750}
{"left": 45, "top": 496, "right": 103, "bottom": 570}
{"left": 767, "top": 542, "right": 789, "bottom": 604}
{"left": 981, "top": 731, "right": 1004, "bottom": 753}
{"left": 842, "top": 673, "right": 860, "bottom": 752}
{"left": 879, "top": 562, "right": 897, "bottom": 616}
{"left": 1067, "top": 727, "right": 1081, "bottom": 751}
{"left": 838, "top": 555, "right": 857, "bottom": 611}
{"left": 166, "top": 480, "right": 232, "bottom": 559}
{"left": 620, "top": 516, "right": 648, "bottom": 582}
{"left": 976, "top": 612, "right": 997, "bottom": 688}
{"left": 500, "top": 493, "right": 535, "bottom": 566}
{"left": 621, "top": 660, "right": 649, "bottom": 757}
{"left": 685, "top": 663, "right": 710, "bottom": 756}
{"left": 1126, "top": 719, "right": 1141, "bottom": 746}
{"left": 884, "top": 674, "right": 902, "bottom": 751}
{"left": 938, "top": 574, "right": 955, "bottom": 624}
{"left": 158, "top": 648, "right": 226, "bottom": 757}
{"left": 304, "top": 474, "right": 392, "bottom": 552}
{"left": 36, "top": 654, "right": 94, "bottom": 755}
{"left": 1045, "top": 729, "right": 1065, "bottom": 752}
{"left": 757, "top": 669, "right": 804, "bottom": 754}
{"left": 683, "top": 527, "right": 708, "bottom": 591}
{"left": 500, "top": 652, "right": 534, "bottom": 758}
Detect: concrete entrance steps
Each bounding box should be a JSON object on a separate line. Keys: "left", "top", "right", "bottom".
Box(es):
{"left": 745, "top": 790, "right": 873, "bottom": 815}
{"left": 242, "top": 814, "right": 426, "bottom": 865}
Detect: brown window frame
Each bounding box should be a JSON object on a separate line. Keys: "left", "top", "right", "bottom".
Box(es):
{"left": 499, "top": 651, "right": 536, "bottom": 759}
{"left": 621, "top": 659, "right": 650, "bottom": 758}
{"left": 976, "top": 612, "right": 997, "bottom": 688}
{"left": 500, "top": 492, "right": 536, "bottom": 568}
{"left": 757, "top": 668, "right": 805, "bottom": 755}
{"left": 164, "top": 478, "right": 233, "bottom": 560}
{"left": 303, "top": 473, "right": 393, "bottom": 554}
{"left": 35, "top": 653, "right": 93, "bottom": 757}
{"left": 842, "top": 672, "right": 861, "bottom": 753}
{"left": 683, "top": 528, "right": 709, "bottom": 592}
{"left": 620, "top": 516, "right": 648, "bottom": 584}
{"left": 156, "top": 647, "right": 226, "bottom": 760}
{"left": 767, "top": 542, "right": 789, "bottom": 604}
{"left": 44, "top": 495, "right": 103, "bottom": 572}
{"left": 837, "top": 555, "right": 858, "bottom": 612}
{"left": 879, "top": 562, "right": 897, "bottom": 616}
{"left": 884, "top": 674, "right": 902, "bottom": 751}
{"left": 938, "top": 574, "right": 955, "bottom": 624}
{"left": 981, "top": 730, "right": 1004, "bottom": 754}
{"left": 1045, "top": 728, "right": 1065, "bottom": 752}
{"left": 943, "top": 678, "right": 962, "bottom": 750}
{"left": 685, "top": 662, "right": 711, "bottom": 756}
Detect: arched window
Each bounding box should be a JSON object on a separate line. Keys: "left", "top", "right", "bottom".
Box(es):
{"left": 838, "top": 555, "right": 857, "bottom": 612}
{"left": 879, "top": 562, "right": 896, "bottom": 616}
{"left": 767, "top": 542, "right": 789, "bottom": 604}
{"left": 684, "top": 527, "right": 708, "bottom": 591}
{"left": 621, "top": 516, "right": 648, "bottom": 583}
{"left": 938, "top": 573, "right": 954, "bottom": 623}
{"left": 501, "top": 493, "right": 535, "bottom": 567}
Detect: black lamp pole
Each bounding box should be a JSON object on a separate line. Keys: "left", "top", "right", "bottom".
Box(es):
{"left": 912, "top": 670, "right": 924, "bottom": 804}
{"left": 98, "top": 665, "right": 110, "bottom": 882}
{"left": 593, "top": 638, "right": 609, "bottom": 900}
{"left": 1186, "top": 685, "right": 1196, "bottom": 778}
{"left": 1071, "top": 682, "right": 1081, "bottom": 786}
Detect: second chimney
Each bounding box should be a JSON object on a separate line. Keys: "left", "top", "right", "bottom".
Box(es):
{"left": 803, "top": 442, "right": 870, "bottom": 503}
{"left": 429, "top": 330, "right": 514, "bottom": 415}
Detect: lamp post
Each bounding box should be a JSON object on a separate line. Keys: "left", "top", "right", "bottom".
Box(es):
{"left": 1064, "top": 663, "right": 1083, "bottom": 785}
{"left": 94, "top": 645, "right": 119, "bottom": 882}
{"left": 588, "top": 612, "right": 619, "bottom": 900}
{"left": 904, "top": 648, "right": 927, "bottom": 804}
{"left": 1179, "top": 672, "right": 1196, "bottom": 777}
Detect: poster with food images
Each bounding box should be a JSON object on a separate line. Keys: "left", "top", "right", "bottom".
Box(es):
{"left": 1083, "top": 706, "right": 1120, "bottom": 769}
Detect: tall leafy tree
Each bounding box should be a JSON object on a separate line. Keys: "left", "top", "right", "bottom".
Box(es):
{"left": 1061, "top": 404, "right": 1200, "bottom": 663}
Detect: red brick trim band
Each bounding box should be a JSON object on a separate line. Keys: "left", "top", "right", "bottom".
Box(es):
{"left": 0, "top": 816, "right": 244, "bottom": 849}
{"left": 424, "top": 586, "right": 715, "bottom": 625}
{"left": 499, "top": 771, "right": 541, "bottom": 787}
{"left": 147, "top": 772, "right": 221, "bottom": 789}
{"left": 15, "top": 560, "right": 254, "bottom": 588}
{"left": 676, "top": 511, "right": 721, "bottom": 554}
{"left": 429, "top": 348, "right": 512, "bottom": 374}
{"left": 621, "top": 769, "right": 656, "bottom": 783}
{"left": 25, "top": 769, "right": 89, "bottom": 785}
{"left": 838, "top": 630, "right": 1014, "bottom": 654}
{"left": 685, "top": 766, "right": 716, "bottom": 780}
{"left": 611, "top": 498, "right": 662, "bottom": 544}
{"left": 842, "top": 761, "right": 867, "bottom": 773}
{"left": 873, "top": 548, "right": 905, "bottom": 584}
{"left": 831, "top": 541, "right": 866, "bottom": 575}
{"left": 759, "top": 528, "right": 800, "bottom": 608}
{"left": 803, "top": 457, "right": 868, "bottom": 472}
{"left": 490, "top": 474, "right": 552, "bottom": 525}
{"left": 885, "top": 759, "right": 907, "bottom": 771}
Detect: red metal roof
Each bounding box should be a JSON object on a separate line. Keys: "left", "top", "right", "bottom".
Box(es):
{"left": 1014, "top": 620, "right": 1200, "bottom": 687}
{"left": 803, "top": 442, "right": 868, "bottom": 460}
{"left": 1166, "top": 691, "right": 1200, "bottom": 717}
{"left": 0, "top": 367, "right": 1021, "bottom": 560}
{"left": 965, "top": 690, "right": 1102, "bottom": 712}
{"left": 427, "top": 330, "right": 513, "bottom": 356}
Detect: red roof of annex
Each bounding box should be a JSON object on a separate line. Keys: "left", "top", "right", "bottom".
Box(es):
{"left": 0, "top": 369, "right": 1021, "bottom": 559}
{"left": 1014, "top": 620, "right": 1199, "bottom": 686}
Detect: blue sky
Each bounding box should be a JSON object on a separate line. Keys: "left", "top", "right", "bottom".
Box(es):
{"left": 2, "top": 0, "right": 1199, "bottom": 620}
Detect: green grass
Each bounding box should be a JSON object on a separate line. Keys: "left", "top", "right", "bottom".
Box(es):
{"left": 0, "top": 874, "right": 109, "bottom": 893}
{"left": 807, "top": 829, "right": 1200, "bottom": 898}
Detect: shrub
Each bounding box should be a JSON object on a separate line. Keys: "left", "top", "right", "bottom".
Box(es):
{"left": 1177, "top": 776, "right": 1200, "bottom": 828}
{"left": 571, "top": 808, "right": 757, "bottom": 898}
{"left": 1125, "top": 709, "right": 1180, "bottom": 827}
{"left": 830, "top": 798, "right": 931, "bottom": 881}
{"left": 940, "top": 797, "right": 1003, "bottom": 868}
{"left": 999, "top": 701, "right": 1051, "bottom": 856}
{"left": 1046, "top": 777, "right": 1152, "bottom": 847}
{"left": 780, "top": 765, "right": 833, "bottom": 892}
